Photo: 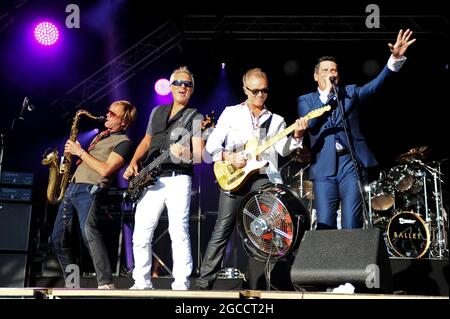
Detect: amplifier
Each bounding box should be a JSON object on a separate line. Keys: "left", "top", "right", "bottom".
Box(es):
{"left": 1, "top": 171, "right": 34, "bottom": 186}
{"left": 0, "top": 187, "right": 32, "bottom": 202}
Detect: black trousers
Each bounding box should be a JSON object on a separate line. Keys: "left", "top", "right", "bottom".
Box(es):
{"left": 196, "top": 174, "right": 271, "bottom": 289}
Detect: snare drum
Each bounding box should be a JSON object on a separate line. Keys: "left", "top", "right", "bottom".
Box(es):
{"left": 386, "top": 211, "right": 430, "bottom": 258}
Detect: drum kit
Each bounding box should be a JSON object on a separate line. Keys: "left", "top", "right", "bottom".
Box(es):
{"left": 367, "top": 146, "right": 448, "bottom": 259}
{"left": 241, "top": 146, "right": 447, "bottom": 262}
{"left": 282, "top": 146, "right": 448, "bottom": 259}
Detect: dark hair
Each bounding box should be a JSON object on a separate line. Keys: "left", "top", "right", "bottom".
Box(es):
{"left": 314, "top": 56, "right": 339, "bottom": 73}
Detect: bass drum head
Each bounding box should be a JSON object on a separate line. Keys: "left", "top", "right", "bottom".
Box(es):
{"left": 387, "top": 211, "right": 430, "bottom": 258}
{"left": 237, "top": 184, "right": 310, "bottom": 262}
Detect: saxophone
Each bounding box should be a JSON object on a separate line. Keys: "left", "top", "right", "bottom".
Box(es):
{"left": 42, "top": 109, "right": 105, "bottom": 204}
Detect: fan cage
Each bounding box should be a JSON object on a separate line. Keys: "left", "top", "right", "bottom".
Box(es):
{"left": 241, "top": 191, "right": 295, "bottom": 258}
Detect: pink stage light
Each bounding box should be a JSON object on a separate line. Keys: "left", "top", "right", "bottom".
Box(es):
{"left": 34, "top": 21, "right": 59, "bottom": 46}
{"left": 154, "top": 78, "right": 171, "bottom": 96}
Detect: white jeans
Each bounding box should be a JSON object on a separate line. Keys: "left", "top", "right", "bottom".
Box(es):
{"left": 132, "top": 174, "right": 193, "bottom": 290}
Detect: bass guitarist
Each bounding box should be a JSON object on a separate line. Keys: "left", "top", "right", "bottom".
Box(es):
{"left": 123, "top": 66, "right": 205, "bottom": 290}
{"left": 195, "top": 68, "right": 309, "bottom": 290}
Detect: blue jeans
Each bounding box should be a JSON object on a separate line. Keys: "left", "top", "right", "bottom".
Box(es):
{"left": 50, "top": 183, "right": 113, "bottom": 286}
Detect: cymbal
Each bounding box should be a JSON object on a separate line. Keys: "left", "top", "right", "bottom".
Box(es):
{"left": 395, "top": 146, "right": 429, "bottom": 163}
{"left": 289, "top": 148, "right": 311, "bottom": 164}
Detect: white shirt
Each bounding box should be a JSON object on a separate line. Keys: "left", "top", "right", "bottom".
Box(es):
{"left": 206, "top": 101, "right": 301, "bottom": 184}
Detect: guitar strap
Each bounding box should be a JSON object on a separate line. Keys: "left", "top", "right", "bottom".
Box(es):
{"left": 167, "top": 108, "right": 197, "bottom": 143}
{"left": 143, "top": 108, "right": 197, "bottom": 165}
{"left": 259, "top": 114, "right": 273, "bottom": 141}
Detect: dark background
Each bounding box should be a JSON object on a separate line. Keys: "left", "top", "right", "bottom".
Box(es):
{"left": 0, "top": 0, "right": 448, "bottom": 274}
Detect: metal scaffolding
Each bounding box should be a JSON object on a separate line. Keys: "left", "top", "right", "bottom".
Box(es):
{"left": 50, "top": 15, "right": 449, "bottom": 118}
{"left": 51, "top": 20, "right": 183, "bottom": 119}
{"left": 183, "top": 15, "right": 449, "bottom": 41}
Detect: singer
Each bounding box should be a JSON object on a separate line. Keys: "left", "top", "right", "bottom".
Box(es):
{"left": 50, "top": 100, "right": 137, "bottom": 289}
{"left": 296, "top": 29, "right": 416, "bottom": 229}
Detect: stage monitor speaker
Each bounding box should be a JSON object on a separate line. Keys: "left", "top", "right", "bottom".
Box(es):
{"left": 0, "top": 253, "right": 28, "bottom": 287}
{"left": 290, "top": 228, "right": 393, "bottom": 293}
{"left": 0, "top": 203, "right": 32, "bottom": 251}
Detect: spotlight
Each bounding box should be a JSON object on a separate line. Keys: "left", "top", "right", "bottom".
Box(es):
{"left": 34, "top": 21, "right": 59, "bottom": 46}
{"left": 154, "top": 78, "right": 170, "bottom": 96}
{"left": 221, "top": 62, "right": 226, "bottom": 69}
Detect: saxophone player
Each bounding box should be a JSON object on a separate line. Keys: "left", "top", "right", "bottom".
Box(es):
{"left": 50, "top": 100, "right": 137, "bottom": 289}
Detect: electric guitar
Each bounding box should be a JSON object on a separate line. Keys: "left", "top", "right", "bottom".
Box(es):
{"left": 126, "top": 112, "right": 215, "bottom": 201}
{"left": 213, "top": 105, "right": 331, "bottom": 191}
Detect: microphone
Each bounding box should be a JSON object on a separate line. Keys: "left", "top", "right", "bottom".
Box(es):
{"left": 329, "top": 76, "right": 337, "bottom": 84}
{"left": 19, "top": 96, "right": 35, "bottom": 120}
{"left": 97, "top": 116, "right": 106, "bottom": 122}
{"left": 22, "top": 97, "right": 34, "bottom": 111}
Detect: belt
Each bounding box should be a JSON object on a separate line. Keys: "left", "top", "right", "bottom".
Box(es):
{"left": 159, "top": 170, "right": 189, "bottom": 177}
{"left": 336, "top": 148, "right": 349, "bottom": 156}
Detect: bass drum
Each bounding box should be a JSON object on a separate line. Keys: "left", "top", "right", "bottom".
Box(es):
{"left": 237, "top": 184, "right": 310, "bottom": 262}
{"left": 387, "top": 211, "right": 430, "bottom": 258}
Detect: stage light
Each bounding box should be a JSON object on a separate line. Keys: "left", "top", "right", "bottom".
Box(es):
{"left": 154, "top": 78, "right": 170, "bottom": 96}
{"left": 34, "top": 21, "right": 59, "bottom": 46}
{"left": 221, "top": 62, "right": 226, "bottom": 69}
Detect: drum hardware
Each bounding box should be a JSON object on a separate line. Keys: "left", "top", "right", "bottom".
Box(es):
{"left": 291, "top": 164, "right": 313, "bottom": 200}
{"left": 408, "top": 158, "right": 447, "bottom": 258}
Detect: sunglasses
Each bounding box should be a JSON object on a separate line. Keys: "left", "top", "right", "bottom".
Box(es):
{"left": 245, "top": 86, "right": 269, "bottom": 96}
{"left": 171, "top": 80, "right": 194, "bottom": 88}
{"left": 107, "top": 109, "right": 121, "bottom": 118}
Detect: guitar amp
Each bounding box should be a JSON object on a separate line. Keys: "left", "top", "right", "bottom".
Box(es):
{"left": 1, "top": 171, "right": 34, "bottom": 186}
{"left": 0, "top": 187, "right": 32, "bottom": 202}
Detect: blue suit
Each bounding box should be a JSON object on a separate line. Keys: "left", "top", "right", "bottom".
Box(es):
{"left": 297, "top": 65, "right": 395, "bottom": 229}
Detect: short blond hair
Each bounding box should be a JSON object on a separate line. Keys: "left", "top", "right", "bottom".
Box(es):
{"left": 169, "top": 66, "right": 195, "bottom": 91}
{"left": 242, "top": 68, "right": 268, "bottom": 86}
{"left": 112, "top": 100, "right": 137, "bottom": 129}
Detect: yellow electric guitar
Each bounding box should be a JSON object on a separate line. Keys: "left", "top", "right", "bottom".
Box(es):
{"left": 213, "top": 105, "right": 331, "bottom": 191}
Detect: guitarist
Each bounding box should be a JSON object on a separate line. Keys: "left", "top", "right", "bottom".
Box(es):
{"left": 297, "top": 29, "right": 416, "bottom": 230}
{"left": 123, "top": 66, "right": 205, "bottom": 290}
{"left": 195, "top": 68, "right": 309, "bottom": 290}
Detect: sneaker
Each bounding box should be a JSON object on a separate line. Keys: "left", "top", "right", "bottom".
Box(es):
{"left": 98, "top": 283, "right": 115, "bottom": 289}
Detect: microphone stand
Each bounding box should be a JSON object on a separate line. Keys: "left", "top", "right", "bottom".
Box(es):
{"left": 0, "top": 133, "right": 5, "bottom": 179}
{"left": 0, "top": 97, "right": 33, "bottom": 178}
{"left": 331, "top": 82, "right": 372, "bottom": 228}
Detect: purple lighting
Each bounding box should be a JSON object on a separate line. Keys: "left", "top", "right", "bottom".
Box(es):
{"left": 34, "top": 21, "right": 59, "bottom": 46}
{"left": 154, "top": 78, "right": 170, "bottom": 96}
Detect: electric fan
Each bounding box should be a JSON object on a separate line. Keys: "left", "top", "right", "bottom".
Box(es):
{"left": 237, "top": 184, "right": 310, "bottom": 263}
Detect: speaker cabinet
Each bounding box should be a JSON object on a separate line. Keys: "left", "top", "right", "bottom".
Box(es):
{"left": 290, "top": 228, "right": 393, "bottom": 293}
{"left": 0, "top": 253, "right": 28, "bottom": 287}
{"left": 0, "top": 203, "right": 32, "bottom": 251}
